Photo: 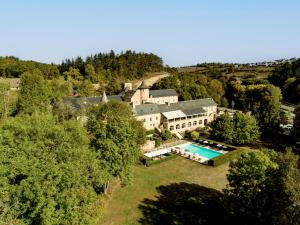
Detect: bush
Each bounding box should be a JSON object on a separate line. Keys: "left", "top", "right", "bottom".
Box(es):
{"left": 160, "top": 130, "right": 173, "bottom": 141}
{"left": 208, "top": 149, "right": 251, "bottom": 166}
{"left": 140, "top": 153, "right": 177, "bottom": 166}
{"left": 155, "top": 137, "right": 162, "bottom": 147}
{"left": 191, "top": 131, "right": 200, "bottom": 141}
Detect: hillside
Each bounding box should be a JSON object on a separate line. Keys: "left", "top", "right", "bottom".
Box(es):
{"left": 178, "top": 64, "right": 273, "bottom": 79}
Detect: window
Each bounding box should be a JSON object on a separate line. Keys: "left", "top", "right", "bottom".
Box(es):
{"left": 156, "top": 116, "right": 158, "bottom": 120}
{"left": 182, "top": 123, "right": 186, "bottom": 128}
{"left": 204, "top": 119, "right": 208, "bottom": 125}
{"left": 170, "top": 126, "right": 174, "bottom": 131}
{"left": 193, "top": 121, "right": 197, "bottom": 126}
{"left": 176, "top": 124, "right": 180, "bottom": 130}
{"left": 199, "top": 120, "right": 202, "bottom": 125}
{"left": 143, "top": 119, "right": 146, "bottom": 122}
{"left": 150, "top": 117, "right": 152, "bottom": 121}
{"left": 188, "top": 122, "right": 192, "bottom": 127}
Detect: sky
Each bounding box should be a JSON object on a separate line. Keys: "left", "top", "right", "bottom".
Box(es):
{"left": 1, "top": 0, "right": 300, "bottom": 66}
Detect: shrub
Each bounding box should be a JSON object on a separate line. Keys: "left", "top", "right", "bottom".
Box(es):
{"left": 191, "top": 131, "right": 200, "bottom": 141}
{"left": 155, "top": 137, "right": 162, "bottom": 147}
{"left": 208, "top": 149, "right": 251, "bottom": 166}
{"left": 140, "top": 153, "right": 177, "bottom": 166}
{"left": 160, "top": 130, "right": 173, "bottom": 141}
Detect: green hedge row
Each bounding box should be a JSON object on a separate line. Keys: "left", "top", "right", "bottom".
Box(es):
{"left": 208, "top": 149, "right": 249, "bottom": 166}
{"left": 140, "top": 153, "right": 177, "bottom": 166}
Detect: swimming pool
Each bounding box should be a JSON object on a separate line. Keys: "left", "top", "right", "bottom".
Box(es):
{"left": 181, "top": 143, "right": 222, "bottom": 159}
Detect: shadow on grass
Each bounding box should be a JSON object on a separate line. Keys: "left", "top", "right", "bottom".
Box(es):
{"left": 138, "top": 182, "right": 225, "bottom": 225}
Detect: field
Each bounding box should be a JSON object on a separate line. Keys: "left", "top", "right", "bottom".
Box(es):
{"left": 100, "top": 156, "right": 228, "bottom": 225}
{"left": 178, "top": 65, "right": 273, "bottom": 79}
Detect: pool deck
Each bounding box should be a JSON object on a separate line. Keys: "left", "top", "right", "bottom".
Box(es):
{"left": 144, "top": 141, "right": 228, "bottom": 165}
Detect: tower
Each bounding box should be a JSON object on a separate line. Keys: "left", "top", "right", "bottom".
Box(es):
{"left": 138, "top": 80, "right": 149, "bottom": 104}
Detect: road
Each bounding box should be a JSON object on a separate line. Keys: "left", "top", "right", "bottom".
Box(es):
{"left": 134, "top": 72, "right": 170, "bottom": 88}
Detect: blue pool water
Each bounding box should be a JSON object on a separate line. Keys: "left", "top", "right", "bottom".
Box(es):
{"left": 182, "top": 144, "right": 222, "bottom": 159}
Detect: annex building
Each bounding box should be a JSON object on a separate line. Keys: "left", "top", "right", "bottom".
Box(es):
{"left": 65, "top": 81, "right": 217, "bottom": 133}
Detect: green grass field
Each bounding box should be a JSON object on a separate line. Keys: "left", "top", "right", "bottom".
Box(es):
{"left": 100, "top": 156, "right": 229, "bottom": 225}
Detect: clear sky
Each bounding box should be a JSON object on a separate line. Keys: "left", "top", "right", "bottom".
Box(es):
{"left": 1, "top": 0, "right": 300, "bottom": 66}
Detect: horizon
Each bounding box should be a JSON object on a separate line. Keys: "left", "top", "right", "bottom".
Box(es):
{"left": 1, "top": 0, "right": 300, "bottom": 66}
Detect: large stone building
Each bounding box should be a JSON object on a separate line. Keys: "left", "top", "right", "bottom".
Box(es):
{"left": 65, "top": 81, "right": 217, "bottom": 133}
{"left": 123, "top": 81, "right": 178, "bottom": 107}
{"left": 134, "top": 98, "right": 217, "bottom": 132}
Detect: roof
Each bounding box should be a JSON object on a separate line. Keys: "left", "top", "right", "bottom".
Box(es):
{"left": 149, "top": 89, "right": 178, "bottom": 97}
{"left": 162, "top": 110, "right": 186, "bottom": 120}
{"left": 64, "top": 94, "right": 123, "bottom": 110}
{"left": 134, "top": 98, "right": 216, "bottom": 116}
{"left": 182, "top": 108, "right": 206, "bottom": 116}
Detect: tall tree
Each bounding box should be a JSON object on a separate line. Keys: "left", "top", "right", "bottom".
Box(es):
{"left": 17, "top": 69, "right": 50, "bottom": 114}
{"left": 87, "top": 101, "right": 146, "bottom": 193}
{"left": 246, "top": 84, "right": 282, "bottom": 132}
{"left": 224, "top": 149, "right": 300, "bottom": 225}
{"left": 211, "top": 112, "right": 260, "bottom": 145}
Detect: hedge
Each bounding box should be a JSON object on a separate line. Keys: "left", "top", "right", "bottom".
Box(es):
{"left": 208, "top": 149, "right": 251, "bottom": 166}
{"left": 140, "top": 153, "right": 177, "bottom": 166}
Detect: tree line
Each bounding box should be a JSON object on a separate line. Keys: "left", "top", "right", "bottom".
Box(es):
{"left": 0, "top": 51, "right": 169, "bottom": 96}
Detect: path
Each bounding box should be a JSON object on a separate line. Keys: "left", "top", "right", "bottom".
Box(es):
{"left": 134, "top": 72, "right": 170, "bottom": 88}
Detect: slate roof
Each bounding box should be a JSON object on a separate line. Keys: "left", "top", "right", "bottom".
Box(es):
{"left": 182, "top": 108, "right": 206, "bottom": 116}
{"left": 149, "top": 89, "right": 178, "bottom": 97}
{"left": 64, "top": 95, "right": 123, "bottom": 110}
{"left": 134, "top": 98, "right": 216, "bottom": 116}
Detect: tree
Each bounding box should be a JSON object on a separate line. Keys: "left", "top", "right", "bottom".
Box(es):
{"left": 211, "top": 112, "right": 260, "bottom": 145}
{"left": 246, "top": 84, "right": 282, "bottom": 132}
{"left": 224, "top": 149, "right": 300, "bottom": 225}
{"left": 17, "top": 69, "right": 50, "bottom": 114}
{"left": 232, "top": 112, "right": 260, "bottom": 145}
{"left": 48, "top": 78, "right": 73, "bottom": 102}
{"left": 211, "top": 113, "right": 235, "bottom": 144}
{"left": 0, "top": 115, "right": 106, "bottom": 225}
{"left": 0, "top": 83, "right": 10, "bottom": 119}
{"left": 160, "top": 129, "right": 173, "bottom": 141}
{"left": 77, "top": 80, "right": 95, "bottom": 97}
{"left": 207, "top": 79, "right": 225, "bottom": 104}
{"left": 63, "top": 67, "right": 83, "bottom": 81}
{"left": 223, "top": 151, "right": 278, "bottom": 225}
{"left": 87, "top": 101, "right": 146, "bottom": 193}
{"left": 269, "top": 149, "right": 300, "bottom": 225}
{"left": 85, "top": 64, "right": 99, "bottom": 83}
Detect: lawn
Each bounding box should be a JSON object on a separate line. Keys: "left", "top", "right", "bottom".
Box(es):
{"left": 100, "top": 156, "right": 229, "bottom": 225}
